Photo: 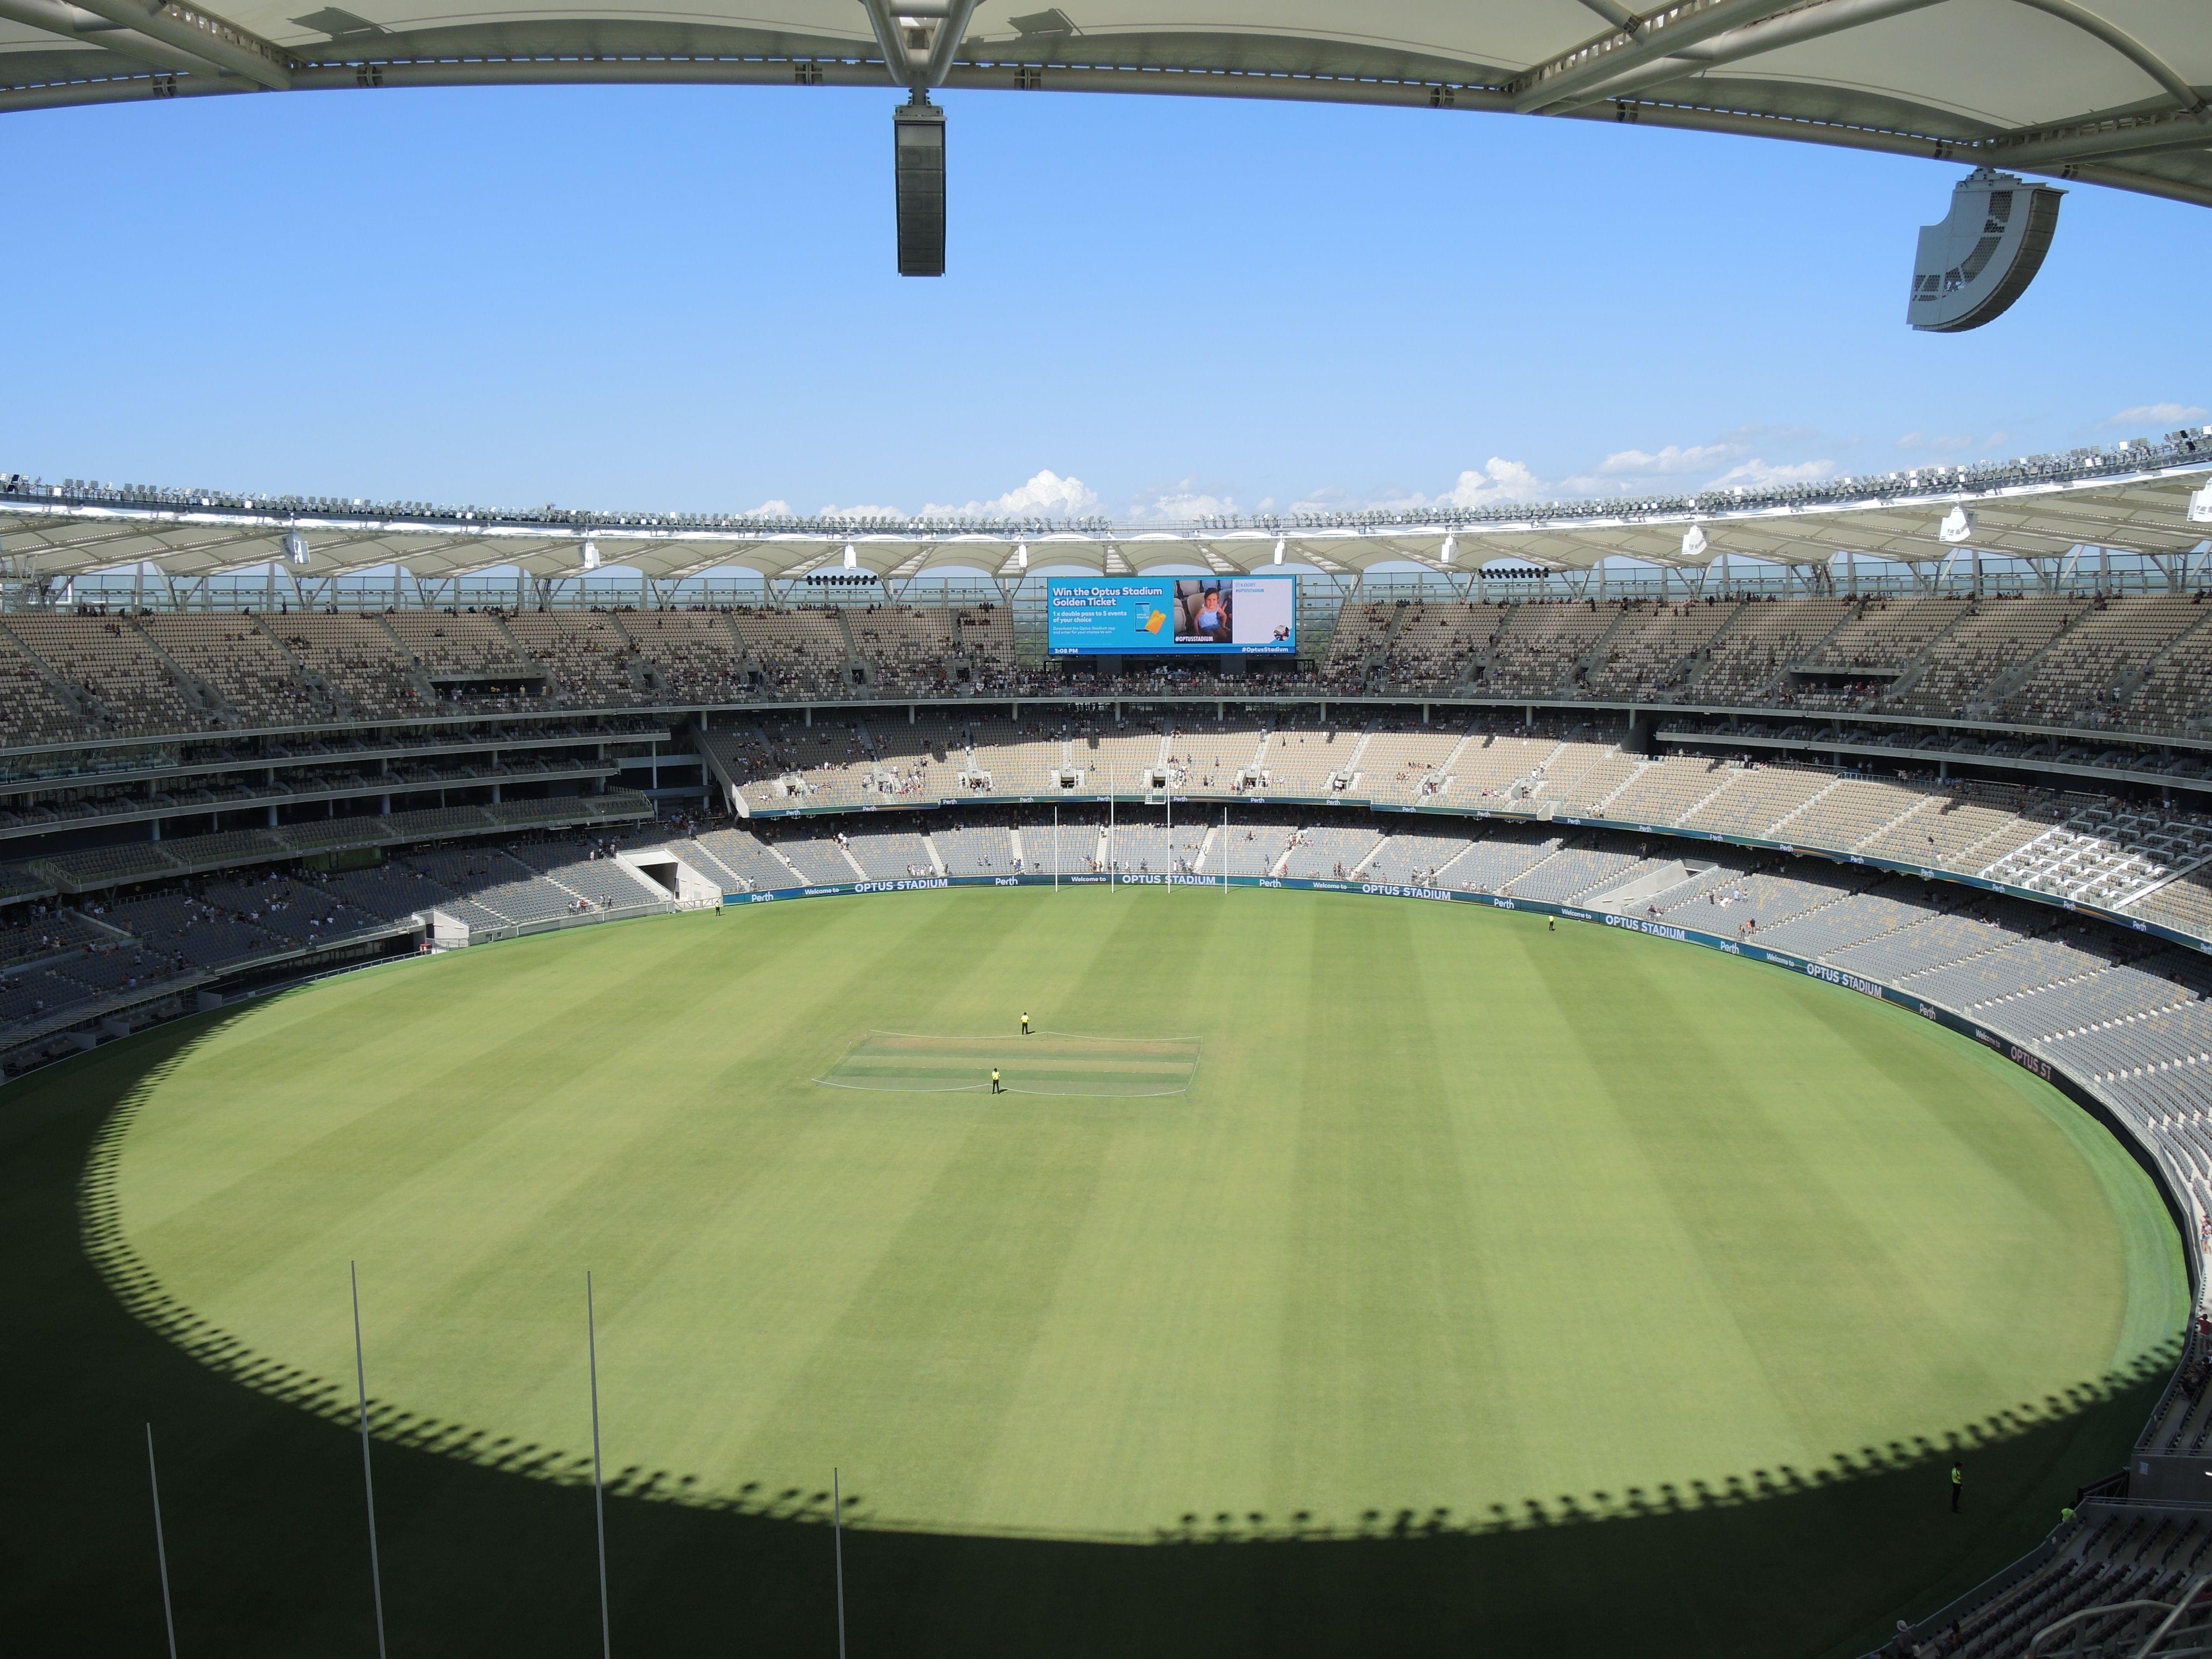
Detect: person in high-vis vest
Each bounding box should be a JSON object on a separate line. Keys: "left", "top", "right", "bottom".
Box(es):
{"left": 990, "top": 1067, "right": 1003, "bottom": 1094}
{"left": 1950, "top": 1462, "right": 1963, "bottom": 1512}
{"left": 1021, "top": 1012, "right": 1031, "bottom": 1036}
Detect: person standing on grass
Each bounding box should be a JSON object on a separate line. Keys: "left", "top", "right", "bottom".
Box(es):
{"left": 1021, "top": 1012, "right": 1031, "bottom": 1036}
{"left": 990, "top": 1067, "right": 1003, "bottom": 1094}
{"left": 1950, "top": 1462, "right": 1963, "bottom": 1512}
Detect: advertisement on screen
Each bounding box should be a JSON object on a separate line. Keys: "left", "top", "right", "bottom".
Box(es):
{"left": 1045, "top": 575, "right": 1297, "bottom": 656}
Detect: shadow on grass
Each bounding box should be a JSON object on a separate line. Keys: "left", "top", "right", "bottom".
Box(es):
{"left": 4, "top": 1011, "right": 2177, "bottom": 1659}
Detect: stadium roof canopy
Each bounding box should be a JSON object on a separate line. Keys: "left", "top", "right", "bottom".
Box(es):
{"left": 5, "top": 435, "right": 2208, "bottom": 586}
{"left": 1, "top": 2, "right": 2206, "bottom": 207}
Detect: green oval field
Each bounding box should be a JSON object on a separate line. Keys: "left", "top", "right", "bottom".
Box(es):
{"left": 101, "top": 888, "right": 2184, "bottom": 1543}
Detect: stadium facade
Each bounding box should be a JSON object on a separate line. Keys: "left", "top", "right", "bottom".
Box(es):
{"left": 8, "top": 434, "right": 2212, "bottom": 1651}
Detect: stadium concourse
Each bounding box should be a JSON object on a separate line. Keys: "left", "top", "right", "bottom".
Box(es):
{"left": 6, "top": 446, "right": 2212, "bottom": 1654}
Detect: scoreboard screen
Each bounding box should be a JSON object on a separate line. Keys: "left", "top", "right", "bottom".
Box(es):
{"left": 1045, "top": 575, "right": 1296, "bottom": 656}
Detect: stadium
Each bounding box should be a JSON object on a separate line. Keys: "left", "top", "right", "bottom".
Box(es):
{"left": 6, "top": 3, "right": 2212, "bottom": 1657}
{"left": 1, "top": 432, "right": 2210, "bottom": 1657}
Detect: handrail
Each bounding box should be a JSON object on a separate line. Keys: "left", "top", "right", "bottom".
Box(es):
{"left": 2028, "top": 1598, "right": 2186, "bottom": 1657}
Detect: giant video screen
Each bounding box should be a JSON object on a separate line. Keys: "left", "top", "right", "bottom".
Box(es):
{"left": 1045, "top": 575, "right": 1297, "bottom": 656}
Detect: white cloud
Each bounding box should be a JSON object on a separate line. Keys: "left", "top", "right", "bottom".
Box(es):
{"left": 746, "top": 498, "right": 792, "bottom": 518}
{"left": 1120, "top": 476, "right": 1244, "bottom": 522}
{"left": 1705, "top": 457, "right": 1837, "bottom": 489}
{"left": 1341, "top": 458, "right": 1548, "bottom": 515}
{"left": 815, "top": 502, "right": 907, "bottom": 520}
{"left": 1559, "top": 438, "right": 1759, "bottom": 495}
{"left": 2100, "top": 402, "right": 2208, "bottom": 428}
{"left": 1590, "top": 442, "right": 1739, "bottom": 477}
{"left": 922, "top": 468, "right": 1099, "bottom": 520}
{"left": 1442, "top": 458, "right": 1545, "bottom": 508}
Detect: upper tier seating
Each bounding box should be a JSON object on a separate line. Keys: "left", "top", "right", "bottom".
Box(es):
{"left": 849, "top": 607, "right": 959, "bottom": 692}
{"left": 137, "top": 614, "right": 336, "bottom": 727}
{"left": 267, "top": 613, "right": 426, "bottom": 718}
{"left": 0, "top": 594, "right": 2209, "bottom": 747}
{"left": 951, "top": 606, "right": 1019, "bottom": 691}
{"left": 5, "top": 614, "right": 204, "bottom": 734}
{"left": 385, "top": 613, "right": 536, "bottom": 680}
{"left": 734, "top": 608, "right": 852, "bottom": 699}
{"left": 1886, "top": 597, "right": 2088, "bottom": 718}
{"left": 2001, "top": 595, "right": 2206, "bottom": 731}
{"left": 1577, "top": 600, "right": 1738, "bottom": 700}
{"left": 1689, "top": 596, "right": 1854, "bottom": 705}
{"left": 1473, "top": 602, "right": 1617, "bottom": 697}
{"left": 619, "top": 611, "right": 756, "bottom": 702}
{"left": 503, "top": 612, "right": 645, "bottom": 706}
{"left": 1318, "top": 602, "right": 1396, "bottom": 688}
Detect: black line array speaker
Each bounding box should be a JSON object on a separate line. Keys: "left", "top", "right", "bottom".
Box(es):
{"left": 894, "top": 101, "right": 947, "bottom": 277}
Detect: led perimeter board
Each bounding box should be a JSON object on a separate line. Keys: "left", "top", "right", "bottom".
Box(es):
{"left": 1046, "top": 575, "right": 1297, "bottom": 657}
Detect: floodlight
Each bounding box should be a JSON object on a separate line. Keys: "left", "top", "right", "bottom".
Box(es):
{"left": 284, "top": 530, "right": 309, "bottom": 565}
{"left": 1907, "top": 169, "right": 2063, "bottom": 333}
{"left": 1939, "top": 505, "right": 1976, "bottom": 544}
{"left": 582, "top": 538, "right": 601, "bottom": 571}
{"left": 1681, "top": 524, "right": 1709, "bottom": 559}
{"left": 2190, "top": 481, "right": 2212, "bottom": 525}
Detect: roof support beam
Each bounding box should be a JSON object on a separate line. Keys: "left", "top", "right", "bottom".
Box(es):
{"left": 858, "top": 0, "right": 911, "bottom": 89}
{"left": 1975, "top": 105, "right": 2212, "bottom": 169}
{"left": 2008, "top": 0, "right": 2203, "bottom": 114}
{"left": 0, "top": 0, "right": 216, "bottom": 75}
{"left": 922, "top": 0, "right": 979, "bottom": 88}
{"left": 1556, "top": 0, "right": 1952, "bottom": 111}
{"left": 1574, "top": 95, "right": 2212, "bottom": 208}
{"left": 1558, "top": 0, "right": 2202, "bottom": 122}
{"left": 65, "top": 0, "right": 291, "bottom": 90}
{"left": 1515, "top": 0, "right": 1808, "bottom": 114}
{"left": 858, "top": 0, "right": 978, "bottom": 93}
{"left": 1571, "top": 0, "right": 1642, "bottom": 28}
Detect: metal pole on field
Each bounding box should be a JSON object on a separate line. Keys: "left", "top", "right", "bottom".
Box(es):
{"left": 145, "top": 1425, "right": 178, "bottom": 1659}
{"left": 349, "top": 1262, "right": 389, "bottom": 1659}
{"left": 587, "top": 1272, "right": 612, "bottom": 1659}
{"left": 1053, "top": 805, "right": 1058, "bottom": 893}
{"left": 832, "top": 1467, "right": 848, "bottom": 1659}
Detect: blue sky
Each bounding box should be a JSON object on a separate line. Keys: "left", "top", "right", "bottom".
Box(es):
{"left": 2, "top": 81, "right": 2206, "bottom": 523}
